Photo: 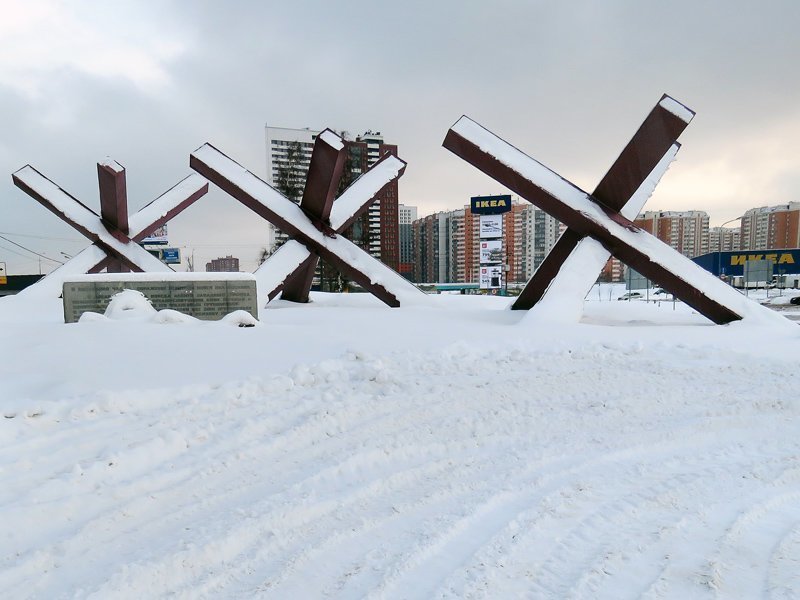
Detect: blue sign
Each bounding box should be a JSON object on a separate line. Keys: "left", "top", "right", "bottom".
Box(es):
{"left": 470, "top": 194, "right": 512, "bottom": 215}
{"left": 693, "top": 249, "right": 800, "bottom": 277}
{"left": 161, "top": 248, "right": 181, "bottom": 264}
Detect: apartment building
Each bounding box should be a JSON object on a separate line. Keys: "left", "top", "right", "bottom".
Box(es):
{"left": 411, "top": 199, "right": 564, "bottom": 285}
{"left": 635, "top": 210, "right": 709, "bottom": 258}
{"left": 709, "top": 226, "right": 741, "bottom": 253}
{"left": 398, "top": 204, "right": 417, "bottom": 279}
{"left": 264, "top": 125, "right": 400, "bottom": 269}
{"left": 740, "top": 202, "right": 800, "bottom": 250}
{"left": 206, "top": 255, "right": 240, "bottom": 272}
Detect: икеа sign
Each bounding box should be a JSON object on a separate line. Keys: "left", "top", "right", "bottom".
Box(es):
{"left": 729, "top": 253, "right": 795, "bottom": 266}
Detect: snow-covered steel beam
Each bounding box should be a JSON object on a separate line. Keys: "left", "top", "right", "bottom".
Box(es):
{"left": 279, "top": 132, "right": 407, "bottom": 303}
{"left": 329, "top": 152, "right": 407, "bottom": 232}
{"left": 190, "top": 143, "right": 426, "bottom": 308}
{"left": 13, "top": 166, "right": 170, "bottom": 273}
{"left": 128, "top": 174, "right": 208, "bottom": 242}
{"left": 529, "top": 144, "right": 679, "bottom": 322}
{"left": 12, "top": 163, "right": 208, "bottom": 290}
{"left": 300, "top": 128, "right": 347, "bottom": 224}
{"left": 514, "top": 95, "right": 693, "bottom": 310}
{"left": 281, "top": 129, "right": 348, "bottom": 303}
{"left": 253, "top": 240, "right": 313, "bottom": 303}
{"left": 443, "top": 115, "right": 751, "bottom": 325}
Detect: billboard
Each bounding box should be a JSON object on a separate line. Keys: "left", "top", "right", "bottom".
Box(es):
{"left": 141, "top": 224, "right": 168, "bottom": 245}
{"left": 743, "top": 259, "right": 773, "bottom": 283}
{"left": 161, "top": 248, "right": 181, "bottom": 264}
{"left": 693, "top": 249, "right": 800, "bottom": 277}
{"left": 479, "top": 265, "right": 503, "bottom": 289}
{"left": 480, "top": 239, "right": 503, "bottom": 264}
{"left": 480, "top": 214, "right": 503, "bottom": 238}
{"left": 470, "top": 194, "right": 512, "bottom": 215}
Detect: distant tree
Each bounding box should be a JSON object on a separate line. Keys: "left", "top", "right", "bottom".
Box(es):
{"left": 271, "top": 141, "right": 306, "bottom": 252}
{"left": 274, "top": 141, "right": 305, "bottom": 202}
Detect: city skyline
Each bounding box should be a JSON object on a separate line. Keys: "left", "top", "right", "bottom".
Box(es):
{"left": 2, "top": 1, "right": 799, "bottom": 274}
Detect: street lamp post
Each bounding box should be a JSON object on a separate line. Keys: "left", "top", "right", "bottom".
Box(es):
{"left": 717, "top": 216, "right": 742, "bottom": 284}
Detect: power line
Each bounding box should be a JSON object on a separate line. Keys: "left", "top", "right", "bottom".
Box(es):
{"left": 0, "top": 235, "right": 64, "bottom": 264}
{"left": 0, "top": 242, "right": 39, "bottom": 261}
{"left": 0, "top": 231, "right": 84, "bottom": 242}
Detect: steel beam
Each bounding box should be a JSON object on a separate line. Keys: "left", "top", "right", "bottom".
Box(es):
{"left": 443, "top": 111, "right": 743, "bottom": 325}
{"left": 512, "top": 95, "right": 694, "bottom": 309}
{"left": 190, "top": 142, "right": 425, "bottom": 308}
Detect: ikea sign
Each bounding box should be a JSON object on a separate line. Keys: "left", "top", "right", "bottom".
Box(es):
{"left": 470, "top": 194, "right": 512, "bottom": 215}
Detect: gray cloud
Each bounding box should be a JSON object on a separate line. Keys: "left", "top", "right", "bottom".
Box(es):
{"left": 2, "top": 0, "right": 799, "bottom": 273}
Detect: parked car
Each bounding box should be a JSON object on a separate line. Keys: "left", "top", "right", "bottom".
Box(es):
{"left": 618, "top": 292, "right": 642, "bottom": 301}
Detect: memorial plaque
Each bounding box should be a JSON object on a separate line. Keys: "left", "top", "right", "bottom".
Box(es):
{"left": 63, "top": 277, "right": 258, "bottom": 323}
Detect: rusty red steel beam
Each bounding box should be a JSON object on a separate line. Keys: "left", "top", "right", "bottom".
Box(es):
{"left": 593, "top": 94, "right": 693, "bottom": 211}
{"left": 442, "top": 115, "right": 742, "bottom": 325}
{"left": 12, "top": 164, "right": 208, "bottom": 276}
{"left": 130, "top": 180, "right": 209, "bottom": 243}
{"left": 300, "top": 129, "right": 347, "bottom": 224}
{"left": 512, "top": 94, "right": 694, "bottom": 310}
{"left": 282, "top": 130, "right": 348, "bottom": 303}
{"left": 12, "top": 168, "right": 144, "bottom": 272}
{"left": 262, "top": 150, "right": 412, "bottom": 303}
{"left": 190, "top": 143, "right": 411, "bottom": 307}
{"left": 97, "top": 161, "right": 129, "bottom": 271}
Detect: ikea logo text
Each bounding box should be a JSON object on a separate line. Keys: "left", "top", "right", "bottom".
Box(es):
{"left": 470, "top": 194, "right": 512, "bottom": 215}
{"left": 475, "top": 199, "right": 507, "bottom": 209}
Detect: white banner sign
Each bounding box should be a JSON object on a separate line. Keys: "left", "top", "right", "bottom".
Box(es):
{"left": 141, "top": 224, "right": 168, "bottom": 245}
{"left": 480, "top": 239, "right": 503, "bottom": 264}
{"left": 480, "top": 214, "right": 503, "bottom": 238}
{"left": 479, "top": 265, "right": 503, "bottom": 289}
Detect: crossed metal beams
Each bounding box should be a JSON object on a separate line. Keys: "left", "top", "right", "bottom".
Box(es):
{"left": 189, "top": 130, "right": 427, "bottom": 307}
{"left": 12, "top": 161, "right": 208, "bottom": 281}
{"left": 443, "top": 95, "right": 745, "bottom": 325}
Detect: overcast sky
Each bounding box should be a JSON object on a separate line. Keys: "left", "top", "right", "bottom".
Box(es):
{"left": 2, "top": 0, "right": 799, "bottom": 273}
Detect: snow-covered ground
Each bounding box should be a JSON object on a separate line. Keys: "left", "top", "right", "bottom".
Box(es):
{"left": 1, "top": 286, "right": 800, "bottom": 598}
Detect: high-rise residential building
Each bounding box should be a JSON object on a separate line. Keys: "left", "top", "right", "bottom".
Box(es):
{"left": 522, "top": 205, "right": 565, "bottom": 279}
{"left": 600, "top": 257, "right": 625, "bottom": 282}
{"left": 412, "top": 210, "right": 461, "bottom": 283}
{"left": 740, "top": 202, "right": 800, "bottom": 250}
{"left": 357, "top": 131, "right": 400, "bottom": 269}
{"left": 499, "top": 202, "right": 529, "bottom": 283}
{"left": 264, "top": 125, "right": 400, "bottom": 269}
{"left": 635, "top": 210, "right": 709, "bottom": 258}
{"left": 709, "top": 226, "right": 741, "bottom": 253}
{"left": 411, "top": 199, "right": 563, "bottom": 285}
{"left": 206, "top": 255, "right": 240, "bottom": 272}
{"left": 398, "top": 204, "right": 417, "bottom": 280}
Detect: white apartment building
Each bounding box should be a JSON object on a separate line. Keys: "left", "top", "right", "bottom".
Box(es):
{"left": 264, "top": 126, "right": 399, "bottom": 267}
{"left": 522, "top": 204, "right": 565, "bottom": 279}
{"left": 709, "top": 226, "right": 741, "bottom": 253}
{"left": 264, "top": 126, "right": 317, "bottom": 249}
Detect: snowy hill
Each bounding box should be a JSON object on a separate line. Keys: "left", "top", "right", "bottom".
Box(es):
{"left": 1, "top": 290, "right": 799, "bottom": 598}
